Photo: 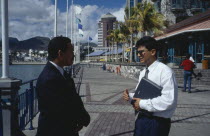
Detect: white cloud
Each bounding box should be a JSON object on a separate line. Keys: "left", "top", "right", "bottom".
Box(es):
{"left": 0, "top": 0, "right": 125, "bottom": 45}
{"left": 111, "top": 7, "right": 125, "bottom": 22}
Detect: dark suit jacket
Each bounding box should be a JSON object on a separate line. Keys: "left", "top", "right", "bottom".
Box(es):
{"left": 36, "top": 62, "right": 90, "bottom": 136}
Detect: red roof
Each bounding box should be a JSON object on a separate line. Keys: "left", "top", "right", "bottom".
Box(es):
{"left": 155, "top": 19, "right": 210, "bottom": 40}
{"left": 155, "top": 9, "right": 210, "bottom": 40}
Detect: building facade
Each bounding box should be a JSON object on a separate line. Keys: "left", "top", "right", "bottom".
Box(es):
{"left": 98, "top": 13, "right": 117, "bottom": 47}
{"left": 151, "top": 0, "right": 210, "bottom": 24}
{"left": 127, "top": 0, "right": 210, "bottom": 24}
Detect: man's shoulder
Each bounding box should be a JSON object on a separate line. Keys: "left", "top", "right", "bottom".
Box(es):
{"left": 157, "top": 62, "right": 173, "bottom": 75}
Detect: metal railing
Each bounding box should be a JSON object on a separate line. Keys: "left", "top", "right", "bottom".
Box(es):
{"left": 18, "top": 79, "right": 38, "bottom": 130}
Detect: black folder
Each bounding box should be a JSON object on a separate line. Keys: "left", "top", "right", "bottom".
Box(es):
{"left": 133, "top": 77, "right": 162, "bottom": 99}
{"left": 131, "top": 77, "right": 162, "bottom": 116}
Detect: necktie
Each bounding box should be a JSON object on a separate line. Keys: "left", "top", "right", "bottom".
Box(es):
{"left": 144, "top": 67, "right": 149, "bottom": 79}
{"left": 63, "top": 70, "right": 69, "bottom": 79}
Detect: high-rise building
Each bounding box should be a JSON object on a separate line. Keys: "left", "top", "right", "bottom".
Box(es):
{"left": 126, "top": 0, "right": 142, "bottom": 8}
{"left": 98, "top": 13, "right": 116, "bottom": 47}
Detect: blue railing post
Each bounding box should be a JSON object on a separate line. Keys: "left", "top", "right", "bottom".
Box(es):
{"left": 0, "top": 90, "right": 3, "bottom": 136}
{"left": 29, "top": 82, "right": 34, "bottom": 130}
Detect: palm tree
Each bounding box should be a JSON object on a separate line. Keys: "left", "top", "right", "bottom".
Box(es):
{"left": 118, "top": 22, "right": 131, "bottom": 62}
{"left": 107, "top": 27, "right": 127, "bottom": 62}
{"left": 124, "top": 2, "right": 166, "bottom": 62}
{"left": 107, "top": 33, "right": 114, "bottom": 62}
{"left": 132, "top": 2, "right": 166, "bottom": 36}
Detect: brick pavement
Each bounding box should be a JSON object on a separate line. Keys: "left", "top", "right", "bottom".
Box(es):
{"left": 23, "top": 66, "right": 210, "bottom": 136}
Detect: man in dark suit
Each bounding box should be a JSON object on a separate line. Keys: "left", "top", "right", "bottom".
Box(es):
{"left": 36, "top": 36, "right": 90, "bottom": 136}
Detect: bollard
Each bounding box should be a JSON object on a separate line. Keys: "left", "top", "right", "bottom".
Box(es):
{"left": 0, "top": 79, "right": 22, "bottom": 136}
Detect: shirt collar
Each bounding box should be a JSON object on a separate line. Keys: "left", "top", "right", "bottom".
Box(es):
{"left": 49, "top": 61, "right": 64, "bottom": 76}
{"left": 147, "top": 60, "right": 159, "bottom": 73}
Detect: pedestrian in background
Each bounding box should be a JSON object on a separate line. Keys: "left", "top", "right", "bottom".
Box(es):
{"left": 180, "top": 54, "right": 195, "bottom": 93}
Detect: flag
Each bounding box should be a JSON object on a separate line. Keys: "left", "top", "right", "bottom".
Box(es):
{"left": 89, "top": 37, "right": 93, "bottom": 41}
{"left": 79, "top": 29, "right": 84, "bottom": 35}
{"left": 78, "top": 24, "right": 83, "bottom": 29}
{"left": 75, "top": 17, "right": 81, "bottom": 24}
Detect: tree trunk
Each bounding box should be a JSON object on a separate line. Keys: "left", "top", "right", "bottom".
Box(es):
{"left": 116, "top": 42, "right": 118, "bottom": 62}
{"left": 130, "top": 34, "right": 133, "bottom": 63}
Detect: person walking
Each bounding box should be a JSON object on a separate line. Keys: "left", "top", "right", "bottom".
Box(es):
{"left": 36, "top": 36, "right": 90, "bottom": 136}
{"left": 181, "top": 54, "right": 195, "bottom": 93}
{"left": 123, "top": 36, "right": 178, "bottom": 136}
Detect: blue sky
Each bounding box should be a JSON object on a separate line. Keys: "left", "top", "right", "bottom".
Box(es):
{"left": 0, "top": 0, "right": 126, "bottom": 43}
{"left": 54, "top": 0, "right": 126, "bottom": 12}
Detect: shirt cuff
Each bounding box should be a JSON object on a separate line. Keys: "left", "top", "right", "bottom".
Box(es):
{"left": 139, "top": 99, "right": 148, "bottom": 110}
{"left": 129, "top": 93, "right": 134, "bottom": 103}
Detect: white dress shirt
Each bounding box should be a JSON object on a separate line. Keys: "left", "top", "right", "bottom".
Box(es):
{"left": 49, "top": 61, "right": 64, "bottom": 76}
{"left": 189, "top": 56, "right": 195, "bottom": 63}
{"left": 129, "top": 60, "right": 178, "bottom": 118}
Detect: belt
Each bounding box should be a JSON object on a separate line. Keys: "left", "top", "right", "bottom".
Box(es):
{"left": 138, "top": 111, "right": 171, "bottom": 122}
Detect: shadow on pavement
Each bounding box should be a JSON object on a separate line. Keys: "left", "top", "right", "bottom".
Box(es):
{"left": 79, "top": 91, "right": 121, "bottom": 97}
{"left": 192, "top": 89, "right": 210, "bottom": 93}
{"left": 171, "top": 112, "right": 210, "bottom": 123}
{"left": 109, "top": 130, "right": 134, "bottom": 136}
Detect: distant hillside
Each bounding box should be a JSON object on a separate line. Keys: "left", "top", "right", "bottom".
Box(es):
{"left": 19, "top": 36, "right": 50, "bottom": 51}
{"left": 0, "top": 37, "right": 98, "bottom": 51}
{"left": 0, "top": 36, "right": 50, "bottom": 51}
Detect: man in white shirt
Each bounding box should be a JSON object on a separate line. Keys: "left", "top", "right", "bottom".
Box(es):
{"left": 123, "top": 36, "right": 178, "bottom": 136}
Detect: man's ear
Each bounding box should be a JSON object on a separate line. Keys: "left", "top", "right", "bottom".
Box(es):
{"left": 151, "top": 49, "right": 156, "bottom": 56}
{"left": 58, "top": 50, "right": 63, "bottom": 58}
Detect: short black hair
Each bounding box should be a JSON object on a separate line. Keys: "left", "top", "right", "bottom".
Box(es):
{"left": 48, "top": 36, "right": 71, "bottom": 61}
{"left": 186, "top": 53, "right": 191, "bottom": 59}
{"left": 135, "top": 36, "right": 158, "bottom": 51}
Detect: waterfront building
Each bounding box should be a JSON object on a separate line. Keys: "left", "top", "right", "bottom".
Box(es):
{"left": 98, "top": 13, "right": 117, "bottom": 47}
{"left": 155, "top": 9, "right": 210, "bottom": 69}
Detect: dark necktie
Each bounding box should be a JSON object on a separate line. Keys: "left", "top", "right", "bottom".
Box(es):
{"left": 63, "top": 70, "right": 69, "bottom": 79}
{"left": 144, "top": 67, "right": 149, "bottom": 79}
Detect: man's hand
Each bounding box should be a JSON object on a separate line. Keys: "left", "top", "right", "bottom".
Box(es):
{"left": 132, "top": 98, "right": 141, "bottom": 111}
{"left": 123, "top": 89, "right": 129, "bottom": 101}
{"left": 74, "top": 124, "right": 83, "bottom": 132}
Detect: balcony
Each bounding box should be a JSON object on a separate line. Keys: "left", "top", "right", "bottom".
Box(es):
{"left": 171, "top": 4, "right": 184, "bottom": 12}
{"left": 191, "top": 4, "right": 203, "bottom": 13}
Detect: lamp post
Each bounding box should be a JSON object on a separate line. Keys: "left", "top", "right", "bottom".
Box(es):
{"left": 1, "top": 0, "right": 9, "bottom": 79}
{"left": 1, "top": 1, "right": 22, "bottom": 136}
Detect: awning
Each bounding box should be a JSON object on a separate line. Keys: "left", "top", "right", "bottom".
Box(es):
{"left": 155, "top": 19, "right": 210, "bottom": 40}
{"left": 105, "top": 48, "right": 123, "bottom": 55}
{"left": 86, "top": 50, "right": 106, "bottom": 57}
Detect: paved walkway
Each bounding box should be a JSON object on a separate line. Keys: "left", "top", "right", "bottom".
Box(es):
{"left": 24, "top": 66, "right": 210, "bottom": 136}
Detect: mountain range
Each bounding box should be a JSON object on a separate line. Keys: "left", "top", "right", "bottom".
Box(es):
{"left": 0, "top": 36, "right": 97, "bottom": 51}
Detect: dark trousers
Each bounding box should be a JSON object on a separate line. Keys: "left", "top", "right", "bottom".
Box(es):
{"left": 184, "top": 70, "right": 192, "bottom": 91}
{"left": 134, "top": 115, "right": 171, "bottom": 136}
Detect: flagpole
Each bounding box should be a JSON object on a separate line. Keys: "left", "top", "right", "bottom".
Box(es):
{"left": 71, "top": 0, "right": 73, "bottom": 41}
{"left": 66, "top": 0, "right": 69, "bottom": 37}
{"left": 88, "top": 36, "right": 90, "bottom": 62}
{"left": 54, "top": 0, "right": 57, "bottom": 37}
